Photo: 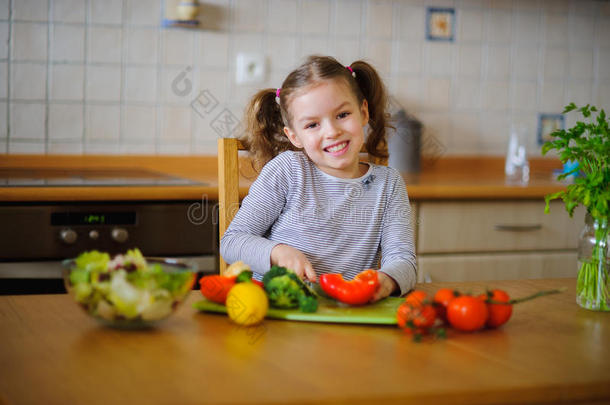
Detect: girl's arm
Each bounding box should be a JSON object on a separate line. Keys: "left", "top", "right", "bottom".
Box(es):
{"left": 377, "top": 172, "right": 417, "bottom": 297}
{"left": 219, "top": 154, "right": 290, "bottom": 274}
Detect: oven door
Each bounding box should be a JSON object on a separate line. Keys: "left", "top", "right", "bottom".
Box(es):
{"left": 0, "top": 201, "right": 218, "bottom": 291}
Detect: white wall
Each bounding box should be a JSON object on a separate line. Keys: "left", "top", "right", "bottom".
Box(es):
{"left": 1, "top": 0, "right": 609, "bottom": 156}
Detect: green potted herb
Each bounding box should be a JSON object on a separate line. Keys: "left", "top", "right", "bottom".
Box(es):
{"left": 542, "top": 103, "right": 609, "bottom": 311}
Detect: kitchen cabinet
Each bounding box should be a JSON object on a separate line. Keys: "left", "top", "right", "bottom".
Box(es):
{"left": 414, "top": 200, "right": 586, "bottom": 282}
{"left": 1, "top": 154, "right": 582, "bottom": 284}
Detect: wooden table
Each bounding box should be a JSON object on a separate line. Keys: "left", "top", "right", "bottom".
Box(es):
{"left": 1, "top": 278, "right": 609, "bottom": 405}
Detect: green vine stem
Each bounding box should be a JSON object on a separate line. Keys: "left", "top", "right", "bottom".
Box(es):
{"left": 485, "top": 288, "right": 566, "bottom": 305}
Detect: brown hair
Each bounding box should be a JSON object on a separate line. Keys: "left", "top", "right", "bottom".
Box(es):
{"left": 241, "top": 55, "right": 390, "bottom": 171}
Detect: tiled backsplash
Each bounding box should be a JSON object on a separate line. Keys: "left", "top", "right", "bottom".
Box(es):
{"left": 1, "top": 0, "right": 609, "bottom": 156}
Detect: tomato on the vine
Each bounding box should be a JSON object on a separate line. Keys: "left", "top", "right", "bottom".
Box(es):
{"left": 433, "top": 288, "right": 459, "bottom": 322}
{"left": 478, "top": 289, "right": 513, "bottom": 328}
{"left": 397, "top": 290, "right": 447, "bottom": 341}
{"left": 396, "top": 302, "right": 436, "bottom": 330}
{"left": 404, "top": 290, "right": 428, "bottom": 307}
{"left": 446, "top": 295, "right": 488, "bottom": 332}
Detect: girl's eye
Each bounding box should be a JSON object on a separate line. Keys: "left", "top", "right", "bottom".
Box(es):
{"left": 305, "top": 122, "right": 318, "bottom": 129}
{"left": 338, "top": 112, "right": 351, "bottom": 119}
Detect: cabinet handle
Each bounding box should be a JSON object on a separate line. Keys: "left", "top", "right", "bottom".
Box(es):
{"left": 494, "top": 224, "right": 542, "bottom": 232}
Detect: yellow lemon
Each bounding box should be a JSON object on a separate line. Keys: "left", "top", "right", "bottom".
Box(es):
{"left": 226, "top": 283, "right": 268, "bottom": 326}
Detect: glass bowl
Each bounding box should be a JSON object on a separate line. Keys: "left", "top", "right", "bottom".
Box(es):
{"left": 62, "top": 254, "right": 197, "bottom": 329}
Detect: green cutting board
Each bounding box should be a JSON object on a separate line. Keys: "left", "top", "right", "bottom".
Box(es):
{"left": 193, "top": 296, "right": 403, "bottom": 325}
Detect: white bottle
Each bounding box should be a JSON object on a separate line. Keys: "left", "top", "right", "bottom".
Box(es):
{"left": 505, "top": 126, "right": 530, "bottom": 185}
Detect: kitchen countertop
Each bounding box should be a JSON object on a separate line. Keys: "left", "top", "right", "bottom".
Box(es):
{"left": 0, "top": 154, "right": 568, "bottom": 202}
{"left": 1, "top": 278, "right": 609, "bottom": 405}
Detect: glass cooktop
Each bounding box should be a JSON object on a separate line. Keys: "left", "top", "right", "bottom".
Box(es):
{"left": 0, "top": 168, "right": 205, "bottom": 187}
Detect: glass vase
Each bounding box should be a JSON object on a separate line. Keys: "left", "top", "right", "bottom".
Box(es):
{"left": 576, "top": 213, "right": 610, "bottom": 311}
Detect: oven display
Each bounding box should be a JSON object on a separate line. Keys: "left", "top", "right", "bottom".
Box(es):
{"left": 51, "top": 212, "right": 137, "bottom": 226}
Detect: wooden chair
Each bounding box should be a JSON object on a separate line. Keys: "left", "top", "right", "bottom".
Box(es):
{"left": 217, "top": 137, "right": 388, "bottom": 274}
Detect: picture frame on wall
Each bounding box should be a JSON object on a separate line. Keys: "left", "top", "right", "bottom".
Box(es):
{"left": 537, "top": 113, "right": 565, "bottom": 146}
{"left": 426, "top": 7, "right": 455, "bottom": 42}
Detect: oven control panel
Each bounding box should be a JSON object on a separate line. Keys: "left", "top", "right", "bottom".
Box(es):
{"left": 0, "top": 202, "right": 217, "bottom": 261}
{"left": 57, "top": 227, "right": 128, "bottom": 244}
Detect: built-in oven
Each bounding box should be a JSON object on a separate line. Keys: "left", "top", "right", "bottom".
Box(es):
{"left": 0, "top": 168, "right": 218, "bottom": 294}
{"left": 0, "top": 201, "right": 218, "bottom": 293}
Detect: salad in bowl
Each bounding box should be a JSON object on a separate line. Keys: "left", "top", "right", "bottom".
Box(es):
{"left": 63, "top": 248, "right": 196, "bottom": 328}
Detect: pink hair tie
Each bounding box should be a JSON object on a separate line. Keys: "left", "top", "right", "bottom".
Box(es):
{"left": 275, "top": 88, "right": 281, "bottom": 105}
{"left": 346, "top": 66, "right": 356, "bottom": 78}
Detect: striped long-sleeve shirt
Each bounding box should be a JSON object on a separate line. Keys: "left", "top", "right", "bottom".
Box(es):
{"left": 220, "top": 150, "right": 417, "bottom": 295}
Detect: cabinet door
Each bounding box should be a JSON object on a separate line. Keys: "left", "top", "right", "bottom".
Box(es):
{"left": 417, "top": 201, "right": 585, "bottom": 254}
{"left": 417, "top": 252, "right": 578, "bottom": 282}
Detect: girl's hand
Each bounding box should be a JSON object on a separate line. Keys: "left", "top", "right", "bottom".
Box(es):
{"left": 370, "top": 272, "right": 398, "bottom": 302}
{"left": 270, "top": 244, "right": 317, "bottom": 282}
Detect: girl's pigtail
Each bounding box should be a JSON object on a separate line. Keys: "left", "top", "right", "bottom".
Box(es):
{"left": 241, "top": 88, "right": 296, "bottom": 171}
{"left": 349, "top": 61, "right": 390, "bottom": 160}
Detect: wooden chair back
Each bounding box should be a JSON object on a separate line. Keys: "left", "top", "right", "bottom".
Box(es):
{"left": 217, "top": 138, "right": 387, "bottom": 274}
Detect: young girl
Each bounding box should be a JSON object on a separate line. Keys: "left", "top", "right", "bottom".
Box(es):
{"left": 220, "top": 55, "right": 416, "bottom": 301}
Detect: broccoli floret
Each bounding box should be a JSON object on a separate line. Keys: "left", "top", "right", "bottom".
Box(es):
{"left": 298, "top": 295, "right": 318, "bottom": 313}
{"left": 266, "top": 276, "right": 300, "bottom": 308}
{"left": 262, "top": 265, "right": 318, "bottom": 312}
{"left": 235, "top": 270, "right": 253, "bottom": 283}
{"left": 262, "top": 265, "right": 289, "bottom": 284}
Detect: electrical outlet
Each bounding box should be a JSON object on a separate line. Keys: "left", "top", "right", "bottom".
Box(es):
{"left": 235, "top": 52, "right": 266, "bottom": 85}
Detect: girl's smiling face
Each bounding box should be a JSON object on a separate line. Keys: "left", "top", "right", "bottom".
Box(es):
{"left": 283, "top": 79, "right": 369, "bottom": 179}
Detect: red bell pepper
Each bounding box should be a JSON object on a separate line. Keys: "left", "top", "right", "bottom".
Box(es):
{"left": 199, "top": 275, "right": 236, "bottom": 304}
{"left": 319, "top": 269, "right": 380, "bottom": 305}
{"left": 199, "top": 270, "right": 263, "bottom": 304}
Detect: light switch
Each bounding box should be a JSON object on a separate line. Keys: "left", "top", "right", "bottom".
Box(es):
{"left": 236, "top": 52, "right": 266, "bottom": 84}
